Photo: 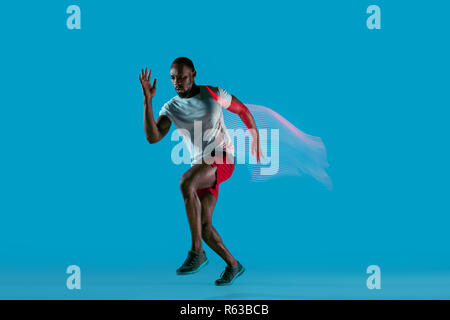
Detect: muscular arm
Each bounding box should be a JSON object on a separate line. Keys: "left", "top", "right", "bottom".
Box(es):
{"left": 139, "top": 67, "right": 171, "bottom": 144}
{"left": 227, "top": 95, "right": 264, "bottom": 162}
{"left": 227, "top": 95, "right": 258, "bottom": 136}
{"left": 143, "top": 97, "right": 171, "bottom": 144}
{"left": 204, "top": 85, "right": 264, "bottom": 161}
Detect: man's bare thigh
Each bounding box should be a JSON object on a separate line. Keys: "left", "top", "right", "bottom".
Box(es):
{"left": 181, "top": 163, "right": 217, "bottom": 191}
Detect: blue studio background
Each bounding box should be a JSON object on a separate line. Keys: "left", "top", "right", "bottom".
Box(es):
{"left": 0, "top": 1, "right": 449, "bottom": 299}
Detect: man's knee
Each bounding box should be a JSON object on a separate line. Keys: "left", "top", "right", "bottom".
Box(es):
{"left": 180, "top": 176, "right": 196, "bottom": 197}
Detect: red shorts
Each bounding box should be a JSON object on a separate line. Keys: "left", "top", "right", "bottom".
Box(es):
{"left": 196, "top": 158, "right": 235, "bottom": 199}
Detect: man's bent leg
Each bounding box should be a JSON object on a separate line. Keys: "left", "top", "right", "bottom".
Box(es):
{"left": 200, "top": 192, "right": 238, "bottom": 267}
{"left": 180, "top": 163, "right": 217, "bottom": 254}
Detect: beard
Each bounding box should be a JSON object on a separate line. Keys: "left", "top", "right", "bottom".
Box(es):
{"left": 176, "top": 83, "right": 197, "bottom": 98}
{"left": 177, "top": 89, "right": 189, "bottom": 98}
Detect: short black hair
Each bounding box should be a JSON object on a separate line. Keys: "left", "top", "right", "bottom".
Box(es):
{"left": 172, "top": 57, "right": 195, "bottom": 72}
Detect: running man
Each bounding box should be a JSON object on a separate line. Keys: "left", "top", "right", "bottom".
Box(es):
{"left": 139, "top": 57, "right": 263, "bottom": 286}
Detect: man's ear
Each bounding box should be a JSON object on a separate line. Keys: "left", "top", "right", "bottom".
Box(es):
{"left": 193, "top": 70, "right": 197, "bottom": 78}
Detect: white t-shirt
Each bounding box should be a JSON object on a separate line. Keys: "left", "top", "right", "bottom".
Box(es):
{"left": 159, "top": 85, "right": 235, "bottom": 165}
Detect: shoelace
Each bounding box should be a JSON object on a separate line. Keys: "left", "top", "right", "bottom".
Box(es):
{"left": 183, "top": 252, "right": 200, "bottom": 267}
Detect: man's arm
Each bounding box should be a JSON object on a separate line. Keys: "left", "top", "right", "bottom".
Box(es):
{"left": 139, "top": 68, "right": 172, "bottom": 144}
{"left": 204, "top": 85, "right": 264, "bottom": 162}
{"left": 143, "top": 98, "right": 171, "bottom": 144}
{"left": 227, "top": 95, "right": 264, "bottom": 163}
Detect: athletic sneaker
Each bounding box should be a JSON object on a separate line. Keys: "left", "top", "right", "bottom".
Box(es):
{"left": 215, "top": 261, "right": 245, "bottom": 286}
{"left": 176, "top": 250, "right": 209, "bottom": 275}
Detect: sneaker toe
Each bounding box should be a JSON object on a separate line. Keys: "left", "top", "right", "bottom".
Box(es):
{"left": 214, "top": 279, "right": 227, "bottom": 286}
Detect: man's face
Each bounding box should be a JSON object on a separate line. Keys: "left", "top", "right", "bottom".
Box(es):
{"left": 170, "top": 63, "right": 196, "bottom": 97}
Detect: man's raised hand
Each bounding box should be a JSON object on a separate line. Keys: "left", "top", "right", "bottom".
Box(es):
{"left": 139, "top": 67, "right": 157, "bottom": 99}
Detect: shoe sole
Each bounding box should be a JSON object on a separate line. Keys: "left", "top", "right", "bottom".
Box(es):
{"left": 176, "top": 259, "right": 209, "bottom": 275}
{"left": 215, "top": 266, "right": 246, "bottom": 286}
